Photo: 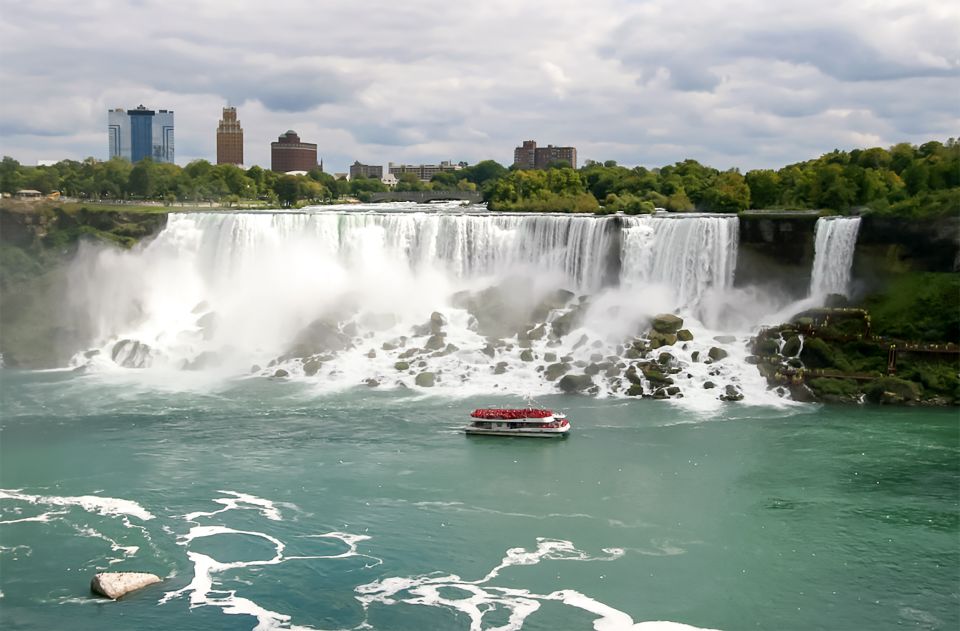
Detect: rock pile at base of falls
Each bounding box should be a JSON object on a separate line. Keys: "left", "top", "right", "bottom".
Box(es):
{"left": 238, "top": 280, "right": 755, "bottom": 402}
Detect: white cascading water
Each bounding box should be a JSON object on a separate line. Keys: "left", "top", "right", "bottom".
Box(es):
{"left": 620, "top": 214, "right": 739, "bottom": 321}
{"left": 809, "top": 216, "right": 861, "bottom": 299}
{"left": 67, "top": 205, "right": 787, "bottom": 408}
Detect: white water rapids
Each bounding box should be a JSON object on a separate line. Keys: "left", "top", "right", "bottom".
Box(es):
{"left": 65, "top": 204, "right": 854, "bottom": 408}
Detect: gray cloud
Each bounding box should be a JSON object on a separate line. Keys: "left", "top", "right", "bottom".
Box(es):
{"left": 0, "top": 0, "right": 957, "bottom": 172}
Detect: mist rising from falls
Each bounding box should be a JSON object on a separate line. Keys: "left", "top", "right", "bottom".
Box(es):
{"left": 809, "top": 217, "right": 861, "bottom": 299}
{"left": 67, "top": 207, "right": 788, "bottom": 408}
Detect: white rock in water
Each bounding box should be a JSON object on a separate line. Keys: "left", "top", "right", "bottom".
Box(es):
{"left": 90, "top": 572, "right": 162, "bottom": 599}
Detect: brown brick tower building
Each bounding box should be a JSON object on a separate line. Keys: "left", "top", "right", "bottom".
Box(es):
{"left": 271, "top": 130, "right": 318, "bottom": 173}
{"left": 216, "top": 107, "right": 244, "bottom": 166}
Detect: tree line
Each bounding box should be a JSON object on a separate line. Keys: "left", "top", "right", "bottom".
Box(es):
{"left": 1, "top": 138, "right": 956, "bottom": 215}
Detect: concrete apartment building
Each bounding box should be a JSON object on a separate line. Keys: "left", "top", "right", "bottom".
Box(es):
{"left": 108, "top": 105, "right": 175, "bottom": 163}
{"left": 270, "top": 130, "right": 318, "bottom": 173}
{"left": 388, "top": 161, "right": 463, "bottom": 182}
{"left": 512, "top": 140, "right": 577, "bottom": 170}
{"left": 349, "top": 161, "right": 383, "bottom": 180}
{"left": 216, "top": 107, "right": 244, "bottom": 166}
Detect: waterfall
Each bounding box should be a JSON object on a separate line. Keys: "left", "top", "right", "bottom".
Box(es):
{"left": 173, "top": 210, "right": 618, "bottom": 290}
{"left": 619, "top": 214, "right": 739, "bottom": 309}
{"left": 809, "top": 217, "right": 861, "bottom": 299}
{"left": 66, "top": 206, "right": 788, "bottom": 408}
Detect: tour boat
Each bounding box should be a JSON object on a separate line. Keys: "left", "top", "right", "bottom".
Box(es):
{"left": 465, "top": 407, "right": 570, "bottom": 438}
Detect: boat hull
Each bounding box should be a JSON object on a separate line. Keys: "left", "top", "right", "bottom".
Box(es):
{"left": 464, "top": 427, "right": 570, "bottom": 438}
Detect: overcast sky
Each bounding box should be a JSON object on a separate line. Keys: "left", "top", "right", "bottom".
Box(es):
{"left": 1, "top": 0, "right": 957, "bottom": 173}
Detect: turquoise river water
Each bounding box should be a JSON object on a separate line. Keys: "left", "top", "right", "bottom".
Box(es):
{"left": 0, "top": 370, "right": 957, "bottom": 630}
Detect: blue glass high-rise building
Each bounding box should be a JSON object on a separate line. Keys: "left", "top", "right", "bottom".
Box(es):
{"left": 108, "top": 105, "right": 175, "bottom": 163}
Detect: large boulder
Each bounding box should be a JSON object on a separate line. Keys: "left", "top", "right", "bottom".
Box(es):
{"left": 286, "top": 319, "right": 351, "bottom": 359}
{"left": 558, "top": 374, "right": 594, "bottom": 394}
{"left": 781, "top": 335, "right": 802, "bottom": 357}
{"left": 641, "top": 365, "right": 674, "bottom": 387}
{"left": 708, "top": 347, "right": 729, "bottom": 362}
{"left": 648, "top": 332, "right": 677, "bottom": 349}
{"left": 531, "top": 288, "right": 576, "bottom": 321}
{"left": 652, "top": 314, "right": 684, "bottom": 335}
{"left": 424, "top": 335, "right": 446, "bottom": 351}
{"left": 550, "top": 307, "right": 584, "bottom": 338}
{"left": 415, "top": 372, "right": 436, "bottom": 387}
{"left": 676, "top": 329, "right": 694, "bottom": 342}
{"left": 545, "top": 362, "right": 570, "bottom": 381}
{"left": 865, "top": 377, "right": 921, "bottom": 404}
{"left": 91, "top": 572, "right": 162, "bottom": 600}
{"left": 719, "top": 385, "right": 744, "bottom": 402}
{"left": 429, "top": 311, "right": 446, "bottom": 334}
{"left": 111, "top": 339, "right": 151, "bottom": 368}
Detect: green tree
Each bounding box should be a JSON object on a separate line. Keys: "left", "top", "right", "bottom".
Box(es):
{"left": 701, "top": 170, "right": 750, "bottom": 212}
{"left": 745, "top": 169, "right": 781, "bottom": 208}
{"left": 128, "top": 159, "right": 157, "bottom": 198}
{"left": 0, "top": 156, "right": 23, "bottom": 193}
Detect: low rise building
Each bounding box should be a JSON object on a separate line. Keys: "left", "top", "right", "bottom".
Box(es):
{"left": 388, "top": 160, "right": 464, "bottom": 182}
{"left": 349, "top": 161, "right": 383, "bottom": 180}
{"left": 513, "top": 140, "right": 577, "bottom": 170}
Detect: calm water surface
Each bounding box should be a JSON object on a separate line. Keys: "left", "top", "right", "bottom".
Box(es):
{"left": 1, "top": 370, "right": 957, "bottom": 630}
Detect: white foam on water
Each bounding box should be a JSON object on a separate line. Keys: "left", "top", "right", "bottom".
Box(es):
{"left": 184, "top": 490, "right": 286, "bottom": 522}
{"left": 165, "top": 494, "right": 377, "bottom": 631}
{"left": 356, "top": 537, "right": 718, "bottom": 631}
{"left": 0, "top": 489, "right": 154, "bottom": 521}
{"left": 0, "top": 510, "right": 68, "bottom": 524}
{"left": 73, "top": 525, "right": 140, "bottom": 564}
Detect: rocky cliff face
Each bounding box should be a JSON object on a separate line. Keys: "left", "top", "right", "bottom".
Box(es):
{"left": 0, "top": 204, "right": 167, "bottom": 368}
{"left": 735, "top": 212, "right": 960, "bottom": 300}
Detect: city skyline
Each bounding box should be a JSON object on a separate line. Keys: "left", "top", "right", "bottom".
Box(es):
{"left": 1, "top": 1, "right": 957, "bottom": 174}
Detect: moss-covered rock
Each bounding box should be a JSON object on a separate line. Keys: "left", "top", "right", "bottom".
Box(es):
{"left": 708, "top": 347, "right": 729, "bottom": 362}
{"left": 781, "top": 335, "right": 802, "bottom": 357}
{"left": 649, "top": 331, "right": 677, "bottom": 349}
{"left": 865, "top": 377, "right": 921, "bottom": 404}
{"left": 676, "top": 329, "right": 694, "bottom": 342}
{"left": 755, "top": 338, "right": 780, "bottom": 356}
{"left": 626, "top": 384, "right": 644, "bottom": 396}
{"left": 807, "top": 377, "right": 860, "bottom": 400}
{"left": 652, "top": 313, "right": 683, "bottom": 334}
{"left": 415, "top": 372, "right": 436, "bottom": 387}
